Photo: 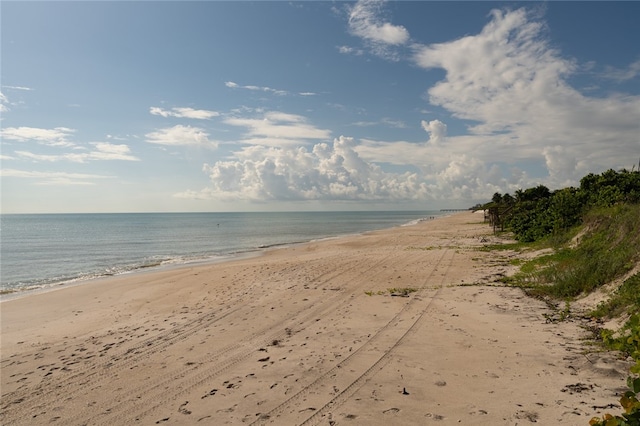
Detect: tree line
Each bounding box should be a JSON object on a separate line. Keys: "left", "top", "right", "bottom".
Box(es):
{"left": 478, "top": 168, "right": 640, "bottom": 242}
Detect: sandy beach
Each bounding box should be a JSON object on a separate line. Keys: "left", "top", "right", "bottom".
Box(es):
{"left": 0, "top": 212, "right": 630, "bottom": 425}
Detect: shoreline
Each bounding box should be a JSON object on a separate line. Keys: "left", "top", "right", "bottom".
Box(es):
{"left": 0, "top": 211, "right": 628, "bottom": 425}
{"left": 0, "top": 212, "right": 443, "bottom": 302}
{"left": 0, "top": 251, "right": 262, "bottom": 304}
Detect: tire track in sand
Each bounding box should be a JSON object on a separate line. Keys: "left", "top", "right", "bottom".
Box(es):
{"left": 1, "top": 252, "right": 372, "bottom": 425}
{"left": 59, "top": 249, "right": 408, "bottom": 426}
{"left": 249, "top": 247, "right": 455, "bottom": 425}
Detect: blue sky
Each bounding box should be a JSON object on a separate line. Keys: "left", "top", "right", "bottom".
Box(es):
{"left": 1, "top": 1, "right": 639, "bottom": 213}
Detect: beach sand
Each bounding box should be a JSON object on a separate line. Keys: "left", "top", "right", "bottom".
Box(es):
{"left": 0, "top": 212, "right": 630, "bottom": 425}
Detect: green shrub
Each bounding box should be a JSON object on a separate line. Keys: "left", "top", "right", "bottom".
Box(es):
{"left": 591, "top": 273, "right": 640, "bottom": 319}
{"left": 590, "top": 315, "right": 640, "bottom": 426}
{"left": 526, "top": 205, "right": 640, "bottom": 298}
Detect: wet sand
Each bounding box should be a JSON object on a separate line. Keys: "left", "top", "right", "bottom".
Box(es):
{"left": 0, "top": 212, "right": 629, "bottom": 425}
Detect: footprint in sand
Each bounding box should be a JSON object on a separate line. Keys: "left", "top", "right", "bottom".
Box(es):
{"left": 515, "top": 410, "right": 539, "bottom": 422}
{"left": 178, "top": 401, "right": 191, "bottom": 415}
{"left": 201, "top": 388, "right": 218, "bottom": 399}
{"left": 425, "top": 412, "right": 445, "bottom": 421}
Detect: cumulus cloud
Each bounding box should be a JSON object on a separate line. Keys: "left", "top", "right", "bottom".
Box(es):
{"left": 145, "top": 125, "right": 218, "bottom": 148}
{"left": 175, "top": 6, "right": 639, "bottom": 206}
{"left": 179, "top": 136, "right": 428, "bottom": 202}
{"left": 90, "top": 142, "right": 138, "bottom": 161}
{"left": 0, "top": 126, "right": 76, "bottom": 147}
{"left": 174, "top": 7, "right": 640, "bottom": 205}
{"left": 150, "top": 106, "right": 219, "bottom": 119}
{"left": 354, "top": 138, "right": 528, "bottom": 200}
{"left": 410, "top": 7, "right": 640, "bottom": 188}
{"left": 542, "top": 145, "right": 578, "bottom": 187}
{"left": 421, "top": 119, "right": 447, "bottom": 145}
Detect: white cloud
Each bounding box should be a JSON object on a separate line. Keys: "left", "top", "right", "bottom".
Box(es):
{"left": 352, "top": 121, "right": 377, "bottom": 127}
{"left": 381, "top": 118, "right": 407, "bottom": 128}
{"left": 347, "top": 0, "right": 409, "bottom": 60}
{"left": 414, "top": 8, "right": 577, "bottom": 133}
{"left": 1, "top": 87, "right": 35, "bottom": 114}
{"left": 356, "top": 136, "right": 530, "bottom": 200}
{"left": 15, "top": 151, "right": 85, "bottom": 163}
{"left": 145, "top": 125, "right": 218, "bottom": 148}
{"left": 0, "top": 92, "right": 8, "bottom": 113}
{"left": 14, "top": 143, "right": 139, "bottom": 163}
{"left": 176, "top": 6, "right": 640, "bottom": 205}
{"left": 542, "top": 145, "right": 577, "bottom": 187}
{"left": 348, "top": 0, "right": 409, "bottom": 45}
{"left": 174, "top": 130, "right": 530, "bottom": 204}
{"left": 90, "top": 142, "right": 139, "bottom": 161}
{"left": 0, "top": 169, "right": 112, "bottom": 185}
{"left": 0, "top": 126, "right": 76, "bottom": 147}
{"left": 602, "top": 59, "right": 640, "bottom": 82}
{"left": 225, "top": 81, "right": 317, "bottom": 97}
{"left": 1, "top": 85, "right": 33, "bottom": 91}
{"left": 410, "top": 7, "right": 640, "bottom": 188}
{"left": 178, "top": 136, "right": 429, "bottom": 202}
{"left": 223, "top": 111, "right": 332, "bottom": 147}
{"left": 337, "top": 45, "right": 364, "bottom": 56}
{"left": 421, "top": 119, "right": 447, "bottom": 145}
{"left": 225, "top": 81, "right": 288, "bottom": 96}
{"left": 150, "top": 106, "right": 219, "bottom": 119}
{"left": 352, "top": 118, "right": 406, "bottom": 129}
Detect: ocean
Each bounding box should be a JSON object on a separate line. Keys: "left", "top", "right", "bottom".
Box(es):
{"left": 0, "top": 211, "right": 444, "bottom": 295}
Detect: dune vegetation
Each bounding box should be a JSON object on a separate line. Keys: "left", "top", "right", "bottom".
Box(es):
{"left": 478, "top": 167, "right": 640, "bottom": 425}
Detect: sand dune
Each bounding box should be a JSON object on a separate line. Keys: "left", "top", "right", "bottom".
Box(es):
{"left": 0, "top": 212, "right": 629, "bottom": 425}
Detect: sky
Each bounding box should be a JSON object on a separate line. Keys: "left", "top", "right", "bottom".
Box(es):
{"left": 1, "top": 1, "right": 639, "bottom": 213}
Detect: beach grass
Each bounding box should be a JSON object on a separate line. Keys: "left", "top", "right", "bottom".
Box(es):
{"left": 524, "top": 205, "right": 639, "bottom": 299}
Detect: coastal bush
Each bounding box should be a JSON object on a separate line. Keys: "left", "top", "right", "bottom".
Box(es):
{"left": 484, "top": 169, "right": 640, "bottom": 425}
{"left": 591, "top": 273, "right": 640, "bottom": 320}
{"left": 590, "top": 314, "right": 640, "bottom": 426}
{"left": 487, "top": 169, "right": 640, "bottom": 242}
{"left": 523, "top": 205, "right": 640, "bottom": 299}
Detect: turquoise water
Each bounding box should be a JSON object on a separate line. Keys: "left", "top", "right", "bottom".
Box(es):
{"left": 0, "top": 211, "right": 443, "bottom": 293}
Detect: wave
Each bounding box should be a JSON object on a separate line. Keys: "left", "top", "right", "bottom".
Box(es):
{"left": 0, "top": 253, "right": 232, "bottom": 299}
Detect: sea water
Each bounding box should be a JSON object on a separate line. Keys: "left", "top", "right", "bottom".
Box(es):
{"left": 0, "top": 211, "right": 443, "bottom": 295}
